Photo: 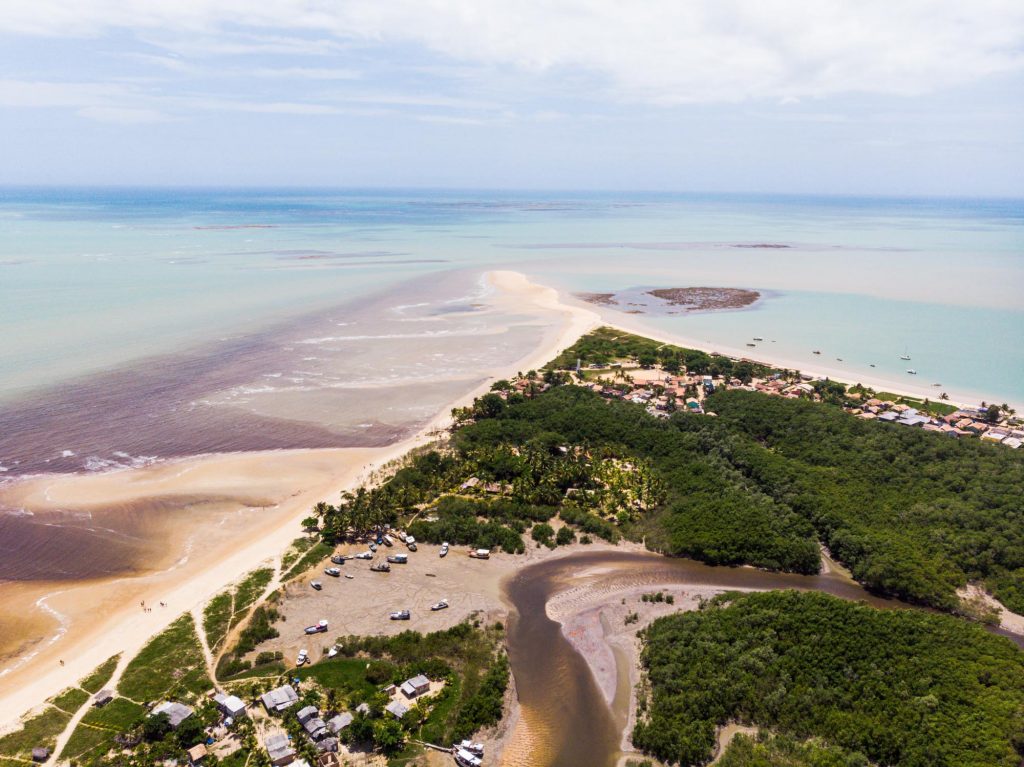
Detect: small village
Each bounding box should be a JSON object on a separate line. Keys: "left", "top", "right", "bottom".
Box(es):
{"left": 508, "top": 358, "right": 1023, "bottom": 449}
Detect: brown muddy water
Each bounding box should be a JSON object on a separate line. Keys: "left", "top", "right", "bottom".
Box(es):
{"left": 503, "top": 550, "right": 1024, "bottom": 767}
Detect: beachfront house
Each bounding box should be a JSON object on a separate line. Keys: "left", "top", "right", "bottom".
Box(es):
{"left": 31, "top": 748, "right": 50, "bottom": 762}
{"left": 213, "top": 693, "right": 247, "bottom": 719}
{"left": 400, "top": 674, "right": 430, "bottom": 699}
{"left": 261, "top": 685, "right": 300, "bottom": 713}
{"left": 151, "top": 701, "right": 195, "bottom": 730}
{"left": 385, "top": 700, "right": 409, "bottom": 719}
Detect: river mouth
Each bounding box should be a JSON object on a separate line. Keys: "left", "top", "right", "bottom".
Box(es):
{"left": 502, "top": 549, "right": 1024, "bottom": 767}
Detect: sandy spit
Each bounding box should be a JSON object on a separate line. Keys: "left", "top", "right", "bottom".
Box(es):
{"left": 0, "top": 271, "right": 599, "bottom": 730}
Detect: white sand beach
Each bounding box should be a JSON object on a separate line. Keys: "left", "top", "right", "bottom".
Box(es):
{"left": 0, "top": 271, "right": 599, "bottom": 730}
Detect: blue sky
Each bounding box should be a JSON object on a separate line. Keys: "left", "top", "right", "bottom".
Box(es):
{"left": 1, "top": 1, "right": 1022, "bottom": 195}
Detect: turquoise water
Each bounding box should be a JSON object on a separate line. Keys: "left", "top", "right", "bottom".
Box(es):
{"left": 1, "top": 187, "right": 1021, "bottom": 430}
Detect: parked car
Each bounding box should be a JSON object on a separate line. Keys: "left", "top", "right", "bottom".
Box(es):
{"left": 390, "top": 610, "right": 411, "bottom": 621}
{"left": 430, "top": 600, "right": 449, "bottom": 611}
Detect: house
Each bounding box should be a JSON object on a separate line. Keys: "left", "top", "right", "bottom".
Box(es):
{"left": 1003, "top": 437, "right": 1022, "bottom": 449}
{"left": 303, "top": 717, "right": 329, "bottom": 741}
{"left": 454, "top": 748, "right": 483, "bottom": 767}
{"left": 261, "top": 685, "right": 300, "bottom": 713}
{"left": 213, "top": 693, "right": 247, "bottom": 719}
{"left": 315, "top": 738, "right": 339, "bottom": 753}
{"left": 31, "top": 748, "right": 50, "bottom": 763}
{"left": 327, "top": 712, "right": 353, "bottom": 734}
{"left": 152, "top": 701, "right": 194, "bottom": 730}
{"left": 400, "top": 674, "right": 430, "bottom": 699}
{"left": 295, "top": 706, "right": 319, "bottom": 725}
{"left": 981, "top": 430, "right": 1008, "bottom": 443}
{"left": 187, "top": 744, "right": 207, "bottom": 766}
{"left": 897, "top": 414, "right": 930, "bottom": 427}
{"left": 264, "top": 733, "right": 296, "bottom": 767}
{"left": 385, "top": 700, "right": 408, "bottom": 719}
{"left": 877, "top": 411, "right": 899, "bottom": 422}
{"left": 94, "top": 689, "right": 114, "bottom": 707}
{"left": 460, "top": 477, "right": 480, "bottom": 490}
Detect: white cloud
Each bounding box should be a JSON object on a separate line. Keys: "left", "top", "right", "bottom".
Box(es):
{"left": 77, "top": 105, "right": 168, "bottom": 123}
{"left": 1, "top": 1, "right": 1022, "bottom": 104}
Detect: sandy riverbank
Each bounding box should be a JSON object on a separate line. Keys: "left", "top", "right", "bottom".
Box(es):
{"left": 0, "top": 270, "right": 599, "bottom": 731}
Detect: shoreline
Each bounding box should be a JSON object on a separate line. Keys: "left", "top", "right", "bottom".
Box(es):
{"left": 0, "top": 270, "right": 599, "bottom": 730}
{"left": 554, "top": 289, "right": 1018, "bottom": 412}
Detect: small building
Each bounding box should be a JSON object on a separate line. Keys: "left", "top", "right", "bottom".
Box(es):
{"left": 93, "top": 689, "right": 115, "bottom": 707}
{"left": 460, "top": 477, "right": 480, "bottom": 490}
{"left": 385, "top": 700, "right": 408, "bottom": 719}
{"left": 1003, "top": 437, "right": 1022, "bottom": 449}
{"left": 264, "top": 733, "right": 296, "bottom": 767}
{"left": 327, "top": 712, "right": 353, "bottom": 734}
{"left": 315, "top": 738, "right": 339, "bottom": 753}
{"left": 303, "top": 717, "right": 329, "bottom": 741}
{"left": 213, "top": 693, "right": 247, "bottom": 719}
{"left": 187, "top": 744, "right": 207, "bottom": 766}
{"left": 454, "top": 748, "right": 483, "bottom": 767}
{"left": 400, "top": 674, "right": 430, "bottom": 699}
{"left": 355, "top": 703, "right": 371, "bottom": 716}
{"left": 261, "top": 685, "right": 300, "bottom": 713}
{"left": 31, "top": 748, "right": 50, "bottom": 763}
{"left": 877, "top": 411, "right": 899, "bottom": 422}
{"left": 295, "top": 705, "right": 319, "bottom": 725}
{"left": 151, "top": 701, "right": 194, "bottom": 730}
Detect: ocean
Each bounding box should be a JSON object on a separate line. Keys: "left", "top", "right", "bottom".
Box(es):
{"left": 1, "top": 187, "right": 1022, "bottom": 481}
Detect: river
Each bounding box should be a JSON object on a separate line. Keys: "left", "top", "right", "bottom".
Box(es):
{"left": 502, "top": 549, "right": 1023, "bottom": 767}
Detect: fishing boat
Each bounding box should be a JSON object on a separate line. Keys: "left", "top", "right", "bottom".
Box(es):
{"left": 304, "top": 619, "right": 328, "bottom": 635}
{"left": 389, "top": 609, "right": 411, "bottom": 621}
{"left": 430, "top": 599, "right": 449, "bottom": 611}
{"left": 906, "top": 369, "right": 917, "bottom": 375}
{"left": 387, "top": 553, "right": 408, "bottom": 564}
{"left": 869, "top": 364, "right": 876, "bottom": 368}
{"left": 370, "top": 562, "right": 391, "bottom": 573}
{"left": 330, "top": 554, "right": 346, "bottom": 565}
{"left": 344, "top": 574, "right": 354, "bottom": 580}
{"left": 310, "top": 580, "right": 323, "bottom": 591}
{"left": 812, "top": 350, "right": 821, "bottom": 355}
{"left": 324, "top": 567, "right": 341, "bottom": 577}
{"left": 297, "top": 649, "right": 309, "bottom": 666}
{"left": 753, "top": 337, "right": 763, "bottom": 341}
{"left": 439, "top": 542, "right": 449, "bottom": 558}
{"left": 900, "top": 347, "right": 911, "bottom": 361}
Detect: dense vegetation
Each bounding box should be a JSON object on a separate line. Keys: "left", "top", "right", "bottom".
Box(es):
{"left": 701, "top": 389, "right": 1024, "bottom": 610}
{"left": 633, "top": 591, "right": 1024, "bottom": 767}
{"left": 717, "top": 732, "right": 870, "bottom": 767}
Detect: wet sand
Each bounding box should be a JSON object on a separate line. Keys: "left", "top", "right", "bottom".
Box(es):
{"left": 0, "top": 270, "right": 599, "bottom": 729}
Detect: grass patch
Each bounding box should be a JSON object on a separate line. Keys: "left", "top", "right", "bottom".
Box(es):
{"left": 79, "top": 655, "right": 120, "bottom": 694}
{"left": 232, "top": 568, "right": 274, "bottom": 618}
{"left": 61, "top": 698, "right": 145, "bottom": 762}
{"left": 118, "top": 614, "right": 210, "bottom": 702}
{"left": 203, "top": 592, "right": 233, "bottom": 652}
{"left": 295, "top": 658, "right": 382, "bottom": 699}
{"left": 0, "top": 706, "right": 71, "bottom": 759}
{"left": 49, "top": 687, "right": 90, "bottom": 713}
{"left": 281, "top": 536, "right": 315, "bottom": 572}
{"left": 284, "top": 542, "right": 332, "bottom": 580}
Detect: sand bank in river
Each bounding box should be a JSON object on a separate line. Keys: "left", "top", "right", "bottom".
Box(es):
{"left": 0, "top": 271, "right": 599, "bottom": 730}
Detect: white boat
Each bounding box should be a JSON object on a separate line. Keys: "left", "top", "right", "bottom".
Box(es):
{"left": 390, "top": 609, "right": 410, "bottom": 621}
{"left": 454, "top": 748, "right": 482, "bottom": 767}
{"left": 907, "top": 369, "right": 917, "bottom": 375}
{"left": 304, "top": 619, "right": 329, "bottom": 634}
{"left": 469, "top": 549, "right": 490, "bottom": 560}
{"left": 458, "top": 741, "right": 484, "bottom": 755}
{"left": 430, "top": 599, "right": 449, "bottom": 611}
{"left": 439, "top": 542, "right": 449, "bottom": 558}
{"left": 344, "top": 573, "right": 354, "bottom": 580}
{"left": 297, "top": 649, "right": 309, "bottom": 665}
{"left": 324, "top": 567, "right": 341, "bottom": 577}
{"left": 355, "top": 551, "right": 373, "bottom": 560}
{"left": 327, "top": 645, "right": 339, "bottom": 658}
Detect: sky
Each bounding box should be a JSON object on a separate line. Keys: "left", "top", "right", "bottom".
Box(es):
{"left": 1, "top": 1, "right": 1022, "bottom": 195}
